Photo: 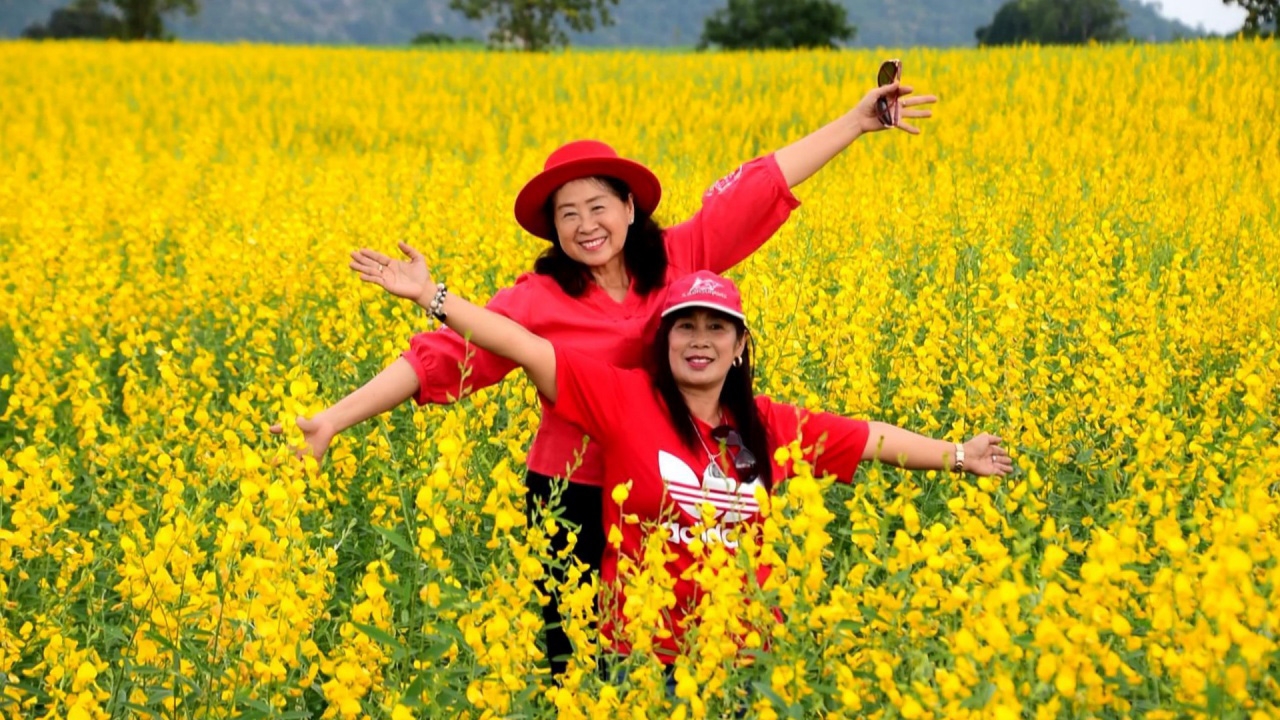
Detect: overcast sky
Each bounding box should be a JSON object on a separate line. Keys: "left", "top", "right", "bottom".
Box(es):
{"left": 1145, "top": 0, "right": 1248, "bottom": 33}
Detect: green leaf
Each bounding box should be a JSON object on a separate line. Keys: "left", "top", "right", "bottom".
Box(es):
{"left": 120, "top": 702, "right": 162, "bottom": 718}
{"left": 399, "top": 672, "right": 431, "bottom": 709}
{"left": 433, "top": 623, "right": 468, "bottom": 645}
{"left": 961, "top": 681, "right": 996, "bottom": 710}
{"left": 146, "top": 687, "right": 174, "bottom": 704}
{"left": 420, "top": 639, "right": 455, "bottom": 663}
{"left": 1206, "top": 681, "right": 1225, "bottom": 715}
{"left": 143, "top": 628, "right": 181, "bottom": 654}
{"left": 372, "top": 524, "right": 415, "bottom": 555}
{"left": 233, "top": 698, "right": 273, "bottom": 720}
{"left": 752, "top": 681, "right": 792, "bottom": 711}
{"left": 887, "top": 568, "right": 912, "bottom": 587}
{"left": 353, "top": 622, "right": 407, "bottom": 661}
{"left": 834, "top": 619, "right": 864, "bottom": 634}
{"left": 381, "top": 577, "right": 413, "bottom": 603}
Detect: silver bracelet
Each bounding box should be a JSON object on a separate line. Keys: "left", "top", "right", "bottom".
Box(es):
{"left": 428, "top": 283, "right": 447, "bottom": 321}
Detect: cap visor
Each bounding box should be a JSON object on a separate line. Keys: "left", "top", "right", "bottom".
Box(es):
{"left": 661, "top": 301, "right": 746, "bottom": 321}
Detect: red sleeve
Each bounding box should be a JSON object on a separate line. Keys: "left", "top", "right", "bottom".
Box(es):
{"left": 663, "top": 154, "right": 801, "bottom": 276}
{"left": 400, "top": 277, "right": 534, "bottom": 405}
{"left": 549, "top": 346, "right": 650, "bottom": 445}
{"left": 759, "top": 397, "right": 869, "bottom": 484}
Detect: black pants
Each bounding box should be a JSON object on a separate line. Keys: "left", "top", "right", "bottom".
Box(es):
{"left": 524, "top": 471, "right": 605, "bottom": 678}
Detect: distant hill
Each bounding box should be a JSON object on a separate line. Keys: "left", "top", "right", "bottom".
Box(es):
{"left": 2, "top": 0, "right": 1204, "bottom": 47}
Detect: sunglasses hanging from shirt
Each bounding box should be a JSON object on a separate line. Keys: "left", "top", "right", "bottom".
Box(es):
{"left": 710, "top": 425, "right": 759, "bottom": 482}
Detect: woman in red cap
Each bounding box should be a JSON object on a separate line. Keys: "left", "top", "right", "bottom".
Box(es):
{"left": 282, "top": 78, "right": 937, "bottom": 676}
{"left": 354, "top": 258, "right": 1013, "bottom": 677}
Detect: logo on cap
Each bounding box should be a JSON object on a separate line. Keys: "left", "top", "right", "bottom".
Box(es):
{"left": 685, "top": 277, "right": 728, "bottom": 299}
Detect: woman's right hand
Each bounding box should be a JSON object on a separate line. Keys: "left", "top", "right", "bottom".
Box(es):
{"left": 350, "top": 241, "right": 434, "bottom": 304}
{"left": 848, "top": 82, "right": 936, "bottom": 136}
{"left": 269, "top": 414, "right": 337, "bottom": 462}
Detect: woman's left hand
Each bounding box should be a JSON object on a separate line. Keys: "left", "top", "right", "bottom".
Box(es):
{"left": 963, "top": 434, "right": 1014, "bottom": 477}
{"left": 349, "top": 241, "right": 434, "bottom": 304}
{"left": 850, "top": 82, "right": 938, "bottom": 136}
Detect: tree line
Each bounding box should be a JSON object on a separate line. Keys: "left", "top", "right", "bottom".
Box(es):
{"left": 22, "top": 0, "right": 195, "bottom": 41}
{"left": 21, "top": 0, "right": 1278, "bottom": 47}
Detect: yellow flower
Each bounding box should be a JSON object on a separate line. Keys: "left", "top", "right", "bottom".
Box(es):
{"left": 1, "top": 39, "right": 1278, "bottom": 719}
{"left": 611, "top": 481, "right": 632, "bottom": 505}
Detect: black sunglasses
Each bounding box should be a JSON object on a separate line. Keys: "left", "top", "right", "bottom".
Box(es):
{"left": 875, "top": 59, "right": 901, "bottom": 128}
{"left": 710, "top": 425, "right": 759, "bottom": 481}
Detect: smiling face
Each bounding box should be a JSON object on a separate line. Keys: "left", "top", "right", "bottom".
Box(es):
{"left": 550, "top": 177, "right": 634, "bottom": 271}
{"left": 667, "top": 309, "right": 748, "bottom": 393}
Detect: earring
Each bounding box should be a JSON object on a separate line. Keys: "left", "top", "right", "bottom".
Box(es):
{"left": 733, "top": 356, "right": 743, "bottom": 367}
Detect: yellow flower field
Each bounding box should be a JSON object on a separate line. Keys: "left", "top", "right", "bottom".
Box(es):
{"left": 0, "top": 39, "right": 1278, "bottom": 719}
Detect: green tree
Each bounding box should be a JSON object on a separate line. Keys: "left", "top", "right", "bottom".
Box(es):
{"left": 974, "top": 1, "right": 1036, "bottom": 45}
{"left": 1224, "top": 0, "right": 1278, "bottom": 35}
{"left": 112, "top": 0, "right": 199, "bottom": 39}
{"left": 977, "top": 0, "right": 1126, "bottom": 45}
{"left": 411, "top": 31, "right": 458, "bottom": 45}
{"left": 448, "top": 0, "right": 619, "bottom": 50}
{"left": 21, "top": 0, "right": 124, "bottom": 39}
{"left": 1043, "top": 0, "right": 1127, "bottom": 42}
{"left": 26, "top": 0, "right": 201, "bottom": 40}
{"left": 698, "top": 0, "right": 855, "bottom": 50}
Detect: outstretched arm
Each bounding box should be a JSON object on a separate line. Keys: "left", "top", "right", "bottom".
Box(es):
{"left": 272, "top": 238, "right": 524, "bottom": 461}
{"left": 669, "top": 78, "right": 938, "bottom": 275}
{"left": 864, "top": 422, "right": 1013, "bottom": 477}
{"left": 270, "top": 359, "right": 419, "bottom": 460}
{"left": 351, "top": 242, "right": 559, "bottom": 403}
{"left": 773, "top": 81, "right": 937, "bottom": 189}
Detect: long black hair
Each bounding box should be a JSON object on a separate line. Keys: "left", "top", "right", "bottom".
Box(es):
{"left": 651, "top": 309, "right": 774, "bottom": 491}
{"left": 533, "top": 176, "right": 668, "bottom": 297}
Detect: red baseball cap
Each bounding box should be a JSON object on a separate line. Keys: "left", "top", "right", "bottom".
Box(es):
{"left": 513, "top": 140, "right": 662, "bottom": 241}
{"left": 661, "top": 271, "right": 746, "bottom": 321}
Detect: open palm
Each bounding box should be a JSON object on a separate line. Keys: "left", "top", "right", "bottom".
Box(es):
{"left": 349, "top": 241, "right": 434, "bottom": 302}
{"left": 964, "top": 434, "right": 1014, "bottom": 477}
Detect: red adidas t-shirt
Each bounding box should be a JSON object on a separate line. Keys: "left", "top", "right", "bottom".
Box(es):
{"left": 550, "top": 347, "right": 871, "bottom": 663}
{"left": 401, "top": 155, "right": 801, "bottom": 485}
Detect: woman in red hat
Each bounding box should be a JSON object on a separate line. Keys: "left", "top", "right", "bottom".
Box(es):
{"left": 281, "top": 78, "right": 937, "bottom": 676}
{"left": 353, "top": 258, "right": 1012, "bottom": 677}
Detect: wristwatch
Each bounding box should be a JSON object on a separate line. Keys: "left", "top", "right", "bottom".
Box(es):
{"left": 951, "top": 442, "right": 965, "bottom": 473}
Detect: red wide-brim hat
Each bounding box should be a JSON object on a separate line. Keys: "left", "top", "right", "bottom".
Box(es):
{"left": 514, "top": 140, "right": 662, "bottom": 241}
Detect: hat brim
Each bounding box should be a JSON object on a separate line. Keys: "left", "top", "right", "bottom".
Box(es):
{"left": 661, "top": 301, "right": 746, "bottom": 322}
{"left": 514, "top": 157, "right": 662, "bottom": 241}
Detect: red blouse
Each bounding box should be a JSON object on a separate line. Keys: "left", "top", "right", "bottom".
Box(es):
{"left": 402, "top": 154, "right": 801, "bottom": 485}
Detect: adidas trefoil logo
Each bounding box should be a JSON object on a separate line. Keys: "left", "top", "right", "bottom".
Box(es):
{"left": 658, "top": 450, "right": 760, "bottom": 524}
